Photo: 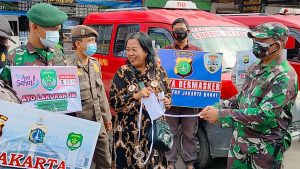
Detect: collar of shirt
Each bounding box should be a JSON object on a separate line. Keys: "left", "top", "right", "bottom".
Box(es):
{"left": 172, "top": 41, "right": 201, "bottom": 51}
{"left": 250, "top": 54, "right": 285, "bottom": 77}
{"left": 173, "top": 42, "right": 189, "bottom": 50}
{"left": 26, "top": 42, "right": 52, "bottom": 54}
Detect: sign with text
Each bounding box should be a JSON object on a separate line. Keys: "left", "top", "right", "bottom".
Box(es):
{"left": 235, "top": 50, "right": 259, "bottom": 84}
{"left": 11, "top": 66, "right": 82, "bottom": 113}
{"left": 190, "top": 27, "right": 249, "bottom": 39}
{"left": 0, "top": 100, "right": 100, "bottom": 169}
{"left": 158, "top": 49, "right": 222, "bottom": 108}
{"left": 240, "top": 0, "right": 262, "bottom": 13}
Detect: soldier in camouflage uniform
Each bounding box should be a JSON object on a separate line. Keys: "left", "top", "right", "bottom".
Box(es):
{"left": 65, "top": 25, "right": 112, "bottom": 169}
{"left": 199, "top": 22, "right": 298, "bottom": 169}
{"left": 0, "top": 3, "right": 68, "bottom": 85}
{"left": 0, "top": 16, "right": 21, "bottom": 104}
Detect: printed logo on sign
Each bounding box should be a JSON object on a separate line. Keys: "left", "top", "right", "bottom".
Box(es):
{"left": 174, "top": 51, "right": 195, "bottom": 78}
{"left": 243, "top": 55, "right": 250, "bottom": 64}
{"left": 66, "top": 132, "right": 83, "bottom": 151}
{"left": 40, "top": 69, "right": 57, "bottom": 91}
{"left": 59, "top": 75, "right": 76, "bottom": 86}
{"left": 28, "top": 117, "right": 47, "bottom": 144}
{"left": 204, "top": 53, "right": 222, "bottom": 74}
{"left": 15, "top": 74, "right": 39, "bottom": 89}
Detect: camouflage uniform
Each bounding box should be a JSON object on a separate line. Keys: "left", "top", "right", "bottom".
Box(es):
{"left": 0, "top": 42, "right": 65, "bottom": 85}
{"left": 65, "top": 55, "right": 112, "bottom": 169}
{"left": 215, "top": 23, "right": 299, "bottom": 169}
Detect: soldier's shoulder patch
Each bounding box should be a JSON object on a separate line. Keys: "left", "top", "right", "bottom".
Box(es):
{"left": 93, "top": 63, "right": 100, "bottom": 73}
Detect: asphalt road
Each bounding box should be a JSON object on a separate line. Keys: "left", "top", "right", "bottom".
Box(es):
{"left": 176, "top": 137, "right": 300, "bottom": 169}
{"left": 92, "top": 135, "right": 300, "bottom": 169}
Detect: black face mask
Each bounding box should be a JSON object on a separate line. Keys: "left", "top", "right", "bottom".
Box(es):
{"left": 0, "top": 44, "right": 8, "bottom": 70}
{"left": 252, "top": 41, "right": 278, "bottom": 59}
{"left": 172, "top": 30, "right": 188, "bottom": 41}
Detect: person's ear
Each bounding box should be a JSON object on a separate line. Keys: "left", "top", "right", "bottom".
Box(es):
{"left": 31, "top": 23, "right": 38, "bottom": 31}
{"left": 275, "top": 41, "right": 282, "bottom": 48}
{"left": 187, "top": 29, "right": 191, "bottom": 33}
{"left": 75, "top": 40, "right": 81, "bottom": 48}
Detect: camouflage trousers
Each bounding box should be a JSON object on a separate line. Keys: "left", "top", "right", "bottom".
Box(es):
{"left": 227, "top": 143, "right": 284, "bottom": 169}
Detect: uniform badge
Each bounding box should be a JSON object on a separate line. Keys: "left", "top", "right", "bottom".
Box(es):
{"left": 80, "top": 29, "right": 86, "bottom": 36}
{"left": 0, "top": 115, "right": 8, "bottom": 138}
{"left": 1, "top": 52, "right": 6, "bottom": 62}
{"left": 66, "top": 132, "right": 83, "bottom": 151}
{"left": 28, "top": 117, "right": 47, "bottom": 144}
{"left": 77, "top": 68, "right": 82, "bottom": 76}
{"left": 93, "top": 64, "right": 100, "bottom": 73}
{"left": 128, "top": 84, "right": 137, "bottom": 92}
{"left": 150, "top": 81, "right": 159, "bottom": 88}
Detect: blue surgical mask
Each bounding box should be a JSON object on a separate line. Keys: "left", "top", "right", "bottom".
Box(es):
{"left": 83, "top": 43, "right": 97, "bottom": 57}
{"left": 38, "top": 27, "right": 60, "bottom": 48}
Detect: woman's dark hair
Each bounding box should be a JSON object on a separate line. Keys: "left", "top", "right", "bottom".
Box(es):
{"left": 125, "top": 32, "right": 157, "bottom": 71}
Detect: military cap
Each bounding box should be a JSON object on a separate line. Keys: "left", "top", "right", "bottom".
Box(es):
{"left": 248, "top": 22, "right": 289, "bottom": 42}
{"left": 71, "top": 25, "right": 99, "bottom": 39}
{"left": 0, "top": 16, "right": 16, "bottom": 44}
{"left": 27, "top": 3, "right": 68, "bottom": 27}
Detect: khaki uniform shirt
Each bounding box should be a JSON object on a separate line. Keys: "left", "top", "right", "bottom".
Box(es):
{"left": 65, "top": 55, "right": 112, "bottom": 126}
{"left": 0, "top": 80, "right": 21, "bottom": 104}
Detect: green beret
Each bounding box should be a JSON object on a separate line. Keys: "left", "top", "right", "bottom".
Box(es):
{"left": 27, "top": 3, "right": 68, "bottom": 27}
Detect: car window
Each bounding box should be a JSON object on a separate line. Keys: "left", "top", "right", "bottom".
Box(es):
{"left": 114, "top": 24, "right": 140, "bottom": 58}
{"left": 286, "top": 28, "right": 300, "bottom": 63}
{"left": 90, "top": 25, "right": 113, "bottom": 55}
{"left": 148, "top": 28, "right": 173, "bottom": 49}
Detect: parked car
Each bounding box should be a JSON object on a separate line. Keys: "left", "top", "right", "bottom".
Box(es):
{"left": 83, "top": 8, "right": 253, "bottom": 168}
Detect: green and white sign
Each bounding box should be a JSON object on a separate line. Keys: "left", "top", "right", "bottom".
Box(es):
{"left": 11, "top": 66, "right": 82, "bottom": 113}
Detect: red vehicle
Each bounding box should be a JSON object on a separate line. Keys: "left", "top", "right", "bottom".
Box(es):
{"left": 224, "top": 11, "right": 300, "bottom": 127}
{"left": 84, "top": 8, "right": 253, "bottom": 167}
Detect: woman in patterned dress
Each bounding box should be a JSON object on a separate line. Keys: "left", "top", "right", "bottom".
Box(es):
{"left": 109, "top": 32, "right": 172, "bottom": 169}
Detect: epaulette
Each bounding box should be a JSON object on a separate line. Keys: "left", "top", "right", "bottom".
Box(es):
{"left": 90, "top": 57, "right": 97, "bottom": 61}
{"left": 64, "top": 57, "right": 76, "bottom": 66}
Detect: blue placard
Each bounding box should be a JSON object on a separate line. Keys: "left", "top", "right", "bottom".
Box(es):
{"left": 158, "top": 49, "right": 222, "bottom": 108}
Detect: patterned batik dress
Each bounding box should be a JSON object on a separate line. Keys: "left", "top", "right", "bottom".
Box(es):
{"left": 110, "top": 63, "right": 171, "bottom": 169}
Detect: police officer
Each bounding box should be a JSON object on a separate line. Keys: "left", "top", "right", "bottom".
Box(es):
{"left": 200, "top": 22, "right": 298, "bottom": 169}
{"left": 0, "top": 16, "right": 21, "bottom": 104}
{"left": 65, "top": 25, "right": 112, "bottom": 169}
{"left": 1, "top": 3, "right": 68, "bottom": 85}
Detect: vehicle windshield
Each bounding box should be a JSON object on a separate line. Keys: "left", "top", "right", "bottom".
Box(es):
{"left": 189, "top": 26, "right": 253, "bottom": 69}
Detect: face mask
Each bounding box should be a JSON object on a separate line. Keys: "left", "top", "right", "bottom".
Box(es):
{"left": 172, "top": 30, "right": 188, "bottom": 41}
{"left": 38, "top": 27, "right": 60, "bottom": 48}
{"left": 82, "top": 43, "right": 97, "bottom": 57}
{"left": 252, "top": 41, "right": 278, "bottom": 59}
